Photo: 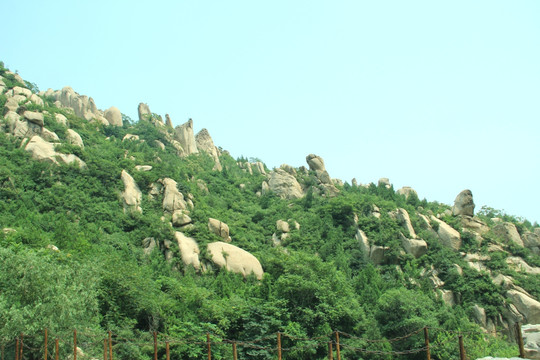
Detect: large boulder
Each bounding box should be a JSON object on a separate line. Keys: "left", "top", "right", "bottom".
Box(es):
{"left": 207, "top": 241, "right": 263, "bottom": 280}
{"left": 208, "top": 218, "right": 231, "bottom": 242}
{"left": 138, "top": 103, "right": 151, "bottom": 121}
{"left": 161, "top": 178, "right": 187, "bottom": 213}
{"left": 522, "top": 324, "right": 540, "bottom": 359}
{"left": 400, "top": 234, "right": 428, "bottom": 258}
{"left": 430, "top": 216, "right": 462, "bottom": 250}
{"left": 174, "top": 232, "right": 201, "bottom": 270}
{"left": 174, "top": 119, "right": 198, "bottom": 156}
{"left": 24, "top": 136, "right": 85, "bottom": 168}
{"left": 452, "top": 189, "right": 475, "bottom": 216}
{"left": 266, "top": 168, "right": 304, "bottom": 199}
{"left": 66, "top": 129, "right": 84, "bottom": 148}
{"left": 396, "top": 186, "right": 418, "bottom": 199}
{"left": 390, "top": 208, "right": 417, "bottom": 238}
{"left": 459, "top": 215, "right": 489, "bottom": 235}
{"left": 104, "top": 106, "right": 123, "bottom": 126}
{"left": 195, "top": 128, "right": 222, "bottom": 171}
{"left": 306, "top": 154, "right": 326, "bottom": 172}
{"left": 507, "top": 290, "right": 540, "bottom": 324}
{"left": 492, "top": 222, "right": 524, "bottom": 247}
{"left": 23, "top": 111, "right": 44, "bottom": 127}
{"left": 120, "top": 170, "right": 142, "bottom": 213}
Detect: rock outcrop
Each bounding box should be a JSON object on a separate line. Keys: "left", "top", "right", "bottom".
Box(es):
{"left": 507, "top": 290, "right": 540, "bottom": 324}
{"left": 174, "top": 119, "right": 198, "bottom": 156}
{"left": 66, "top": 129, "right": 84, "bottom": 148}
{"left": 120, "top": 170, "right": 142, "bottom": 213}
{"left": 207, "top": 241, "right": 263, "bottom": 280}
{"left": 160, "top": 178, "right": 188, "bottom": 213}
{"left": 104, "top": 106, "right": 123, "bottom": 126}
{"left": 138, "top": 103, "right": 151, "bottom": 121}
{"left": 390, "top": 208, "right": 417, "bottom": 238}
{"left": 174, "top": 232, "right": 201, "bottom": 270}
{"left": 493, "top": 222, "right": 524, "bottom": 247}
{"left": 24, "top": 136, "right": 86, "bottom": 168}
{"left": 306, "top": 154, "right": 339, "bottom": 196}
{"left": 195, "top": 128, "right": 222, "bottom": 171}
{"left": 208, "top": 218, "right": 231, "bottom": 242}
{"left": 264, "top": 169, "right": 304, "bottom": 199}
{"left": 452, "top": 189, "right": 475, "bottom": 216}
{"left": 43, "top": 86, "right": 108, "bottom": 124}
{"left": 430, "top": 216, "right": 462, "bottom": 250}
{"left": 396, "top": 186, "right": 418, "bottom": 199}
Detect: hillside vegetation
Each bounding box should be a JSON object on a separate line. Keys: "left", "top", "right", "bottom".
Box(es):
{"left": 1, "top": 61, "right": 539, "bottom": 360}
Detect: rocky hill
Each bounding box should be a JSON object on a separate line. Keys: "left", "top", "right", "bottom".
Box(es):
{"left": 1, "top": 62, "right": 539, "bottom": 359}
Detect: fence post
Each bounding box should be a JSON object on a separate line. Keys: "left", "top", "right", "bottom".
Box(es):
{"left": 515, "top": 322, "right": 526, "bottom": 358}
{"left": 328, "top": 341, "right": 333, "bottom": 360}
{"left": 232, "top": 342, "right": 238, "bottom": 360}
{"left": 19, "top": 334, "right": 23, "bottom": 360}
{"left": 103, "top": 338, "right": 108, "bottom": 360}
{"left": 335, "top": 331, "right": 341, "bottom": 360}
{"left": 108, "top": 331, "right": 112, "bottom": 360}
{"left": 166, "top": 341, "right": 170, "bottom": 360}
{"left": 73, "top": 330, "right": 77, "bottom": 360}
{"left": 424, "top": 327, "right": 431, "bottom": 360}
{"left": 153, "top": 332, "right": 157, "bottom": 360}
{"left": 458, "top": 335, "right": 466, "bottom": 360}
{"left": 1, "top": 343, "right": 4, "bottom": 360}
{"left": 206, "top": 333, "right": 211, "bottom": 360}
{"left": 277, "top": 332, "right": 282, "bottom": 360}
{"left": 44, "top": 328, "right": 48, "bottom": 360}
{"left": 55, "top": 338, "right": 59, "bottom": 360}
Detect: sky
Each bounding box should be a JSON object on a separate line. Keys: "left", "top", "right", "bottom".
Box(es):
{"left": 2, "top": 1, "right": 539, "bottom": 223}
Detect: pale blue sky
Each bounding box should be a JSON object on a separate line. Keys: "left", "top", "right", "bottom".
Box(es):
{"left": 2, "top": 1, "right": 539, "bottom": 223}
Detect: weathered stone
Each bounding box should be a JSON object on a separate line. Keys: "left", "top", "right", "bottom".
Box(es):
{"left": 174, "top": 232, "right": 200, "bottom": 270}
{"left": 55, "top": 113, "right": 68, "bottom": 126}
{"left": 104, "top": 106, "right": 123, "bottom": 126}
{"left": 24, "top": 136, "right": 57, "bottom": 163}
{"left": 12, "top": 86, "right": 32, "bottom": 97}
{"left": 120, "top": 170, "right": 142, "bottom": 213}
{"left": 195, "top": 128, "right": 222, "bottom": 171}
{"left": 165, "top": 114, "right": 173, "bottom": 128}
{"left": 207, "top": 241, "right": 263, "bottom": 280}
{"left": 459, "top": 215, "right": 489, "bottom": 235}
{"left": 172, "top": 211, "right": 192, "bottom": 227}
{"left": 430, "top": 216, "right": 462, "bottom": 250}
{"left": 276, "top": 220, "right": 290, "bottom": 233}
{"left": 306, "top": 154, "right": 326, "bottom": 171}
{"left": 142, "top": 237, "right": 157, "bottom": 255}
{"left": 507, "top": 290, "right": 540, "bottom": 324}
{"left": 267, "top": 169, "right": 304, "bottom": 199}
{"left": 400, "top": 233, "right": 428, "bottom": 258}
{"left": 506, "top": 257, "right": 540, "bottom": 275}
{"left": 493, "top": 222, "right": 524, "bottom": 247}
{"left": 471, "top": 304, "right": 487, "bottom": 328}
{"left": 522, "top": 324, "right": 540, "bottom": 360}
{"left": 356, "top": 228, "right": 371, "bottom": 260}
{"left": 440, "top": 290, "right": 455, "bottom": 307}
{"left": 23, "top": 111, "right": 44, "bottom": 126}
{"left": 135, "top": 165, "right": 152, "bottom": 172}
{"left": 161, "top": 178, "right": 187, "bottom": 213}
{"left": 66, "top": 129, "right": 84, "bottom": 148}
{"left": 155, "top": 140, "right": 165, "bottom": 151}
{"left": 280, "top": 164, "right": 296, "bottom": 176}
{"left": 378, "top": 178, "right": 391, "bottom": 188}
{"left": 174, "top": 119, "right": 198, "bottom": 156}
{"left": 208, "top": 218, "right": 231, "bottom": 242}
{"left": 396, "top": 186, "right": 418, "bottom": 199}
{"left": 138, "top": 103, "right": 151, "bottom": 121}
{"left": 41, "top": 128, "right": 59, "bottom": 142}
{"left": 122, "top": 134, "right": 139, "bottom": 141}
{"left": 370, "top": 245, "right": 389, "bottom": 265}
{"left": 390, "top": 208, "right": 417, "bottom": 238}
{"left": 452, "top": 189, "right": 475, "bottom": 216}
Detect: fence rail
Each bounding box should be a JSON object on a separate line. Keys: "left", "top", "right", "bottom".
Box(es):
{"left": 0, "top": 322, "right": 528, "bottom": 360}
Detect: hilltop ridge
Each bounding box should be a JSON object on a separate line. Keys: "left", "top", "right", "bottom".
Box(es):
{"left": 1, "top": 62, "right": 540, "bottom": 360}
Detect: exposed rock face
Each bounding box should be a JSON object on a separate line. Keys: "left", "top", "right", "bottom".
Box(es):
{"left": 49, "top": 86, "right": 106, "bottom": 123}
{"left": 378, "top": 178, "right": 391, "bottom": 188}
{"left": 174, "top": 232, "right": 200, "bottom": 270}
{"left": 390, "top": 208, "right": 417, "bottom": 238}
{"left": 104, "top": 106, "right": 123, "bottom": 126}
{"left": 396, "top": 186, "right": 418, "bottom": 199}
{"left": 208, "top": 218, "right": 231, "bottom": 242}
{"left": 138, "top": 103, "right": 151, "bottom": 121}
{"left": 266, "top": 169, "right": 304, "bottom": 199}
{"left": 430, "top": 216, "right": 462, "bottom": 250}
{"left": 135, "top": 165, "right": 152, "bottom": 172}
{"left": 522, "top": 324, "right": 540, "bottom": 359}
{"left": 195, "top": 128, "right": 222, "bottom": 171}
{"left": 41, "top": 128, "right": 60, "bottom": 142}
{"left": 400, "top": 234, "right": 428, "bottom": 258}
{"left": 142, "top": 237, "right": 157, "bottom": 255}
{"left": 66, "top": 129, "right": 84, "bottom": 148}
{"left": 452, "top": 189, "right": 475, "bottom": 216}
{"left": 174, "top": 119, "right": 198, "bottom": 156}
{"left": 459, "top": 215, "right": 489, "bottom": 235}
{"left": 55, "top": 114, "right": 68, "bottom": 126}
{"left": 172, "top": 211, "right": 192, "bottom": 227}
{"left": 161, "top": 178, "right": 187, "bottom": 213}
{"left": 306, "top": 154, "right": 326, "bottom": 171}
{"left": 507, "top": 290, "right": 540, "bottom": 324}
{"left": 493, "top": 222, "right": 524, "bottom": 247}
{"left": 23, "top": 111, "right": 44, "bottom": 127}
{"left": 165, "top": 114, "right": 173, "bottom": 128}
{"left": 120, "top": 170, "right": 142, "bottom": 213}
{"left": 207, "top": 241, "right": 263, "bottom": 280}
{"left": 506, "top": 257, "right": 540, "bottom": 275}
{"left": 276, "top": 220, "right": 290, "bottom": 233}
{"left": 24, "top": 136, "right": 86, "bottom": 168}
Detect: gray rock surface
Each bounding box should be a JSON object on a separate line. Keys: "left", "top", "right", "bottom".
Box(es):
{"left": 174, "top": 119, "right": 198, "bottom": 156}
{"left": 104, "top": 106, "right": 123, "bottom": 126}
{"left": 452, "top": 189, "right": 475, "bottom": 216}
{"left": 430, "top": 216, "right": 462, "bottom": 250}
{"left": 161, "top": 178, "right": 187, "bottom": 213}
{"left": 120, "top": 170, "right": 142, "bottom": 213}
{"left": 207, "top": 241, "right": 263, "bottom": 280}
{"left": 174, "top": 232, "right": 200, "bottom": 270}
{"left": 66, "top": 129, "right": 84, "bottom": 148}
{"left": 195, "top": 128, "right": 222, "bottom": 171}
{"left": 267, "top": 168, "right": 304, "bottom": 199}
{"left": 396, "top": 186, "right": 418, "bottom": 199}
{"left": 138, "top": 103, "right": 151, "bottom": 121}
{"left": 208, "top": 218, "right": 231, "bottom": 242}
{"left": 493, "top": 222, "right": 524, "bottom": 247}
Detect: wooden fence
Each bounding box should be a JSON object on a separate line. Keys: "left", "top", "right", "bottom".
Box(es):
{"left": 0, "top": 323, "right": 528, "bottom": 360}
